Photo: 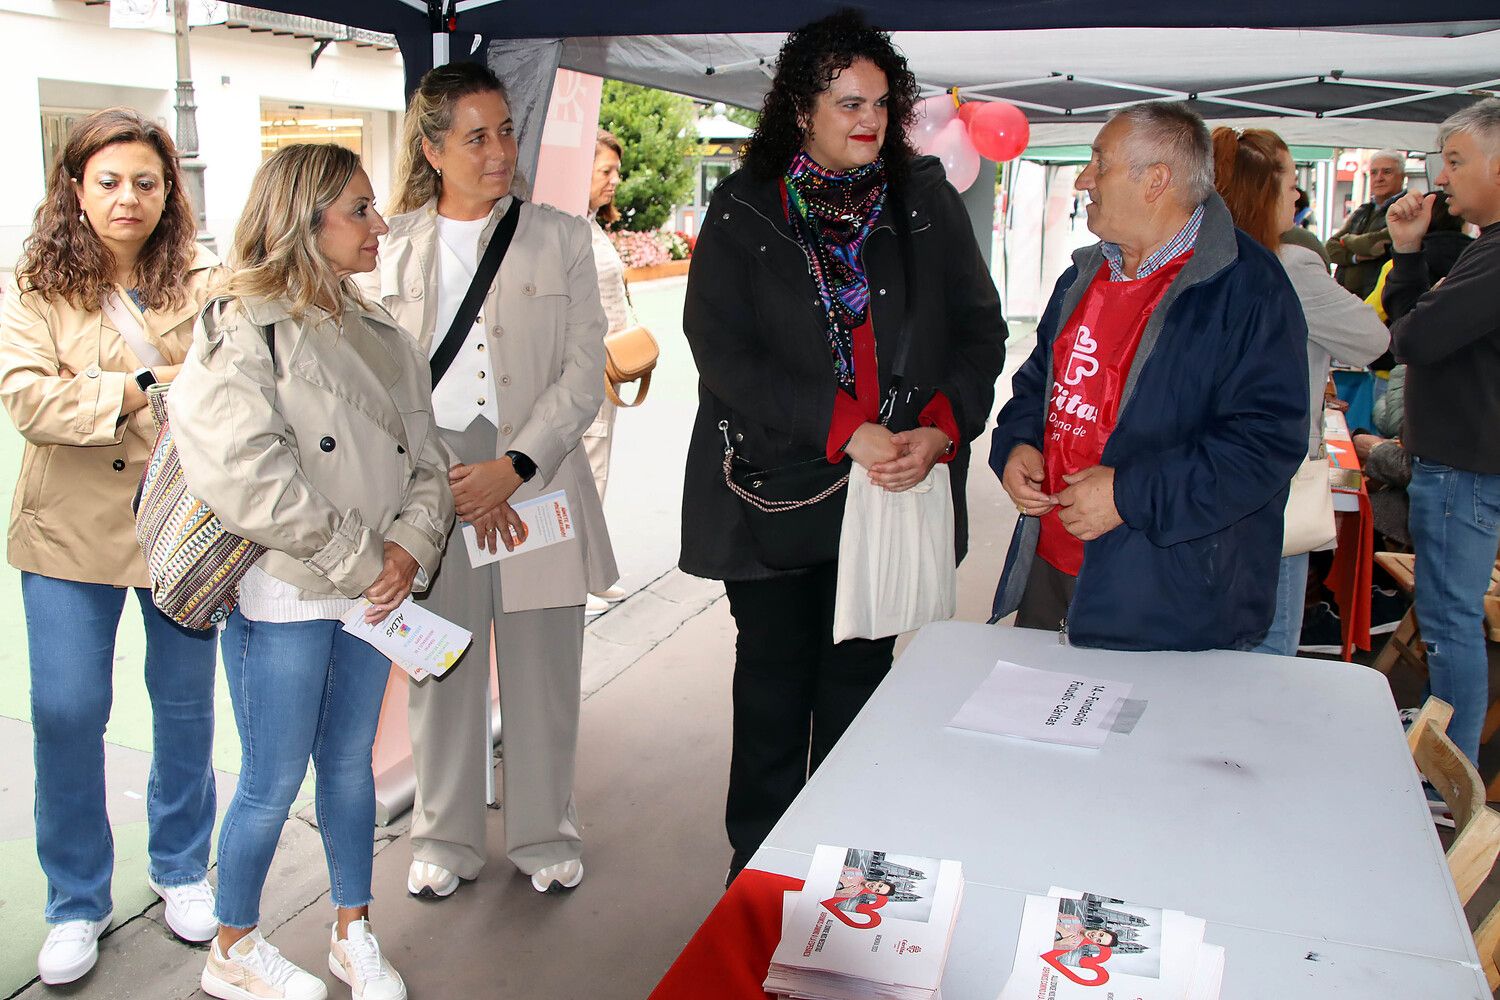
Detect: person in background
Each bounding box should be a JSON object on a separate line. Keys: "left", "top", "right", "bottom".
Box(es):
{"left": 1382, "top": 97, "right": 1500, "bottom": 766}
{"left": 374, "top": 61, "right": 616, "bottom": 901}
{"left": 170, "top": 142, "right": 453, "bottom": 1000}
{"left": 681, "top": 11, "right": 1006, "bottom": 884}
{"left": 1280, "top": 187, "right": 1331, "bottom": 269}
{"left": 0, "top": 107, "right": 220, "bottom": 985}
{"left": 1326, "top": 149, "right": 1407, "bottom": 298}
{"left": 583, "top": 127, "right": 630, "bottom": 615}
{"left": 992, "top": 102, "right": 1307, "bottom": 652}
{"left": 1210, "top": 126, "right": 1389, "bottom": 657}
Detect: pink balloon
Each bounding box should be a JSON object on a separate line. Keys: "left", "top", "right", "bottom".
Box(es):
{"left": 967, "top": 101, "right": 1030, "bottom": 162}
{"left": 913, "top": 95, "right": 958, "bottom": 154}
{"left": 930, "top": 119, "right": 981, "bottom": 192}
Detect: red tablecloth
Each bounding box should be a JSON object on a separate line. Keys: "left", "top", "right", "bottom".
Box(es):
{"left": 1326, "top": 486, "right": 1373, "bottom": 661}
{"left": 650, "top": 869, "right": 804, "bottom": 1000}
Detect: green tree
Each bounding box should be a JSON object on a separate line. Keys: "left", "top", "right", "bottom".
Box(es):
{"left": 725, "top": 104, "right": 760, "bottom": 131}
{"left": 599, "top": 80, "right": 698, "bottom": 231}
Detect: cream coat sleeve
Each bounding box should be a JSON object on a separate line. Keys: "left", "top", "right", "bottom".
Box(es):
{"left": 509, "top": 216, "right": 608, "bottom": 482}
{"left": 0, "top": 278, "right": 129, "bottom": 446}
{"left": 166, "top": 309, "right": 384, "bottom": 598}
{"left": 1282, "top": 244, "right": 1390, "bottom": 366}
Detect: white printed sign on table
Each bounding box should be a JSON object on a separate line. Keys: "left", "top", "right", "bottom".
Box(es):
{"left": 948, "top": 659, "right": 1135, "bottom": 749}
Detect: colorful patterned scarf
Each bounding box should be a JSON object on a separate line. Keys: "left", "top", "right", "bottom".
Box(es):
{"left": 783, "top": 150, "right": 888, "bottom": 392}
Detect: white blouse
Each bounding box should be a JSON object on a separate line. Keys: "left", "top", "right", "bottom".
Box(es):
{"left": 591, "top": 220, "right": 631, "bottom": 335}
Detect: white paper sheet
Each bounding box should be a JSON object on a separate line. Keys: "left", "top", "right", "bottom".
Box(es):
{"left": 462, "top": 489, "right": 575, "bottom": 567}
{"left": 948, "top": 659, "right": 1134, "bottom": 749}
{"left": 340, "top": 597, "right": 473, "bottom": 681}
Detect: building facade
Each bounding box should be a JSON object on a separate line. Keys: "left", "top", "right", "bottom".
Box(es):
{"left": 0, "top": 0, "right": 407, "bottom": 268}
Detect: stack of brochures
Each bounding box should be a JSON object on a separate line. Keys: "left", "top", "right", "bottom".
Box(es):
{"left": 997, "top": 888, "right": 1224, "bottom": 1000}
{"left": 764, "top": 844, "right": 964, "bottom": 1000}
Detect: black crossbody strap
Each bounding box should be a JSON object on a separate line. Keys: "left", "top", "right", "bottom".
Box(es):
{"left": 430, "top": 196, "right": 523, "bottom": 388}
{"left": 879, "top": 183, "right": 922, "bottom": 427}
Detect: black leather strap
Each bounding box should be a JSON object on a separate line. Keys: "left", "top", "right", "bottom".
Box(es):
{"left": 430, "top": 197, "right": 523, "bottom": 388}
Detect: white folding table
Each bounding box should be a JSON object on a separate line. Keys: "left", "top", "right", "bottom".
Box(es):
{"left": 748, "top": 621, "right": 1489, "bottom": 998}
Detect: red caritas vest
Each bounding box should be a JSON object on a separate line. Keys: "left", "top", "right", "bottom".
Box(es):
{"left": 1036, "top": 254, "right": 1192, "bottom": 575}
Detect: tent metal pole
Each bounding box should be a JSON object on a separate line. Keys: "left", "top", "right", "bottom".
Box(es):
{"left": 1065, "top": 75, "right": 1185, "bottom": 99}
{"left": 1197, "top": 96, "right": 1315, "bottom": 116}
{"left": 1195, "top": 78, "right": 1322, "bottom": 99}
{"left": 954, "top": 75, "right": 1069, "bottom": 93}
{"left": 1323, "top": 76, "right": 1482, "bottom": 94}
{"left": 1323, "top": 78, "right": 1500, "bottom": 118}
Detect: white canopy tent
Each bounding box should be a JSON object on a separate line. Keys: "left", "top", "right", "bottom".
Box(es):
{"left": 547, "top": 22, "right": 1497, "bottom": 315}
{"left": 557, "top": 23, "right": 1500, "bottom": 150}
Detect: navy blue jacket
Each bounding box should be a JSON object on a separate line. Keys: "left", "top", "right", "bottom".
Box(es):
{"left": 990, "top": 194, "right": 1308, "bottom": 651}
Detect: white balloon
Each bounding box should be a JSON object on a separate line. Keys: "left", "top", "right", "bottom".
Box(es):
{"left": 913, "top": 95, "right": 959, "bottom": 153}
{"left": 930, "top": 119, "right": 981, "bottom": 192}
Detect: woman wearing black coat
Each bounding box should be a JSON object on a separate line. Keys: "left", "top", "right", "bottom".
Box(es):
{"left": 680, "top": 11, "right": 1007, "bottom": 882}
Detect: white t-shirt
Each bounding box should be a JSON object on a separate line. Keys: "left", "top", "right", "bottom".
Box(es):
{"left": 431, "top": 212, "right": 501, "bottom": 432}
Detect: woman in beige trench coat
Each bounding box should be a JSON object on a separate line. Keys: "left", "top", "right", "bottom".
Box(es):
{"left": 170, "top": 143, "right": 453, "bottom": 1000}
{"left": 362, "top": 61, "right": 617, "bottom": 900}
{"left": 0, "top": 108, "right": 220, "bottom": 985}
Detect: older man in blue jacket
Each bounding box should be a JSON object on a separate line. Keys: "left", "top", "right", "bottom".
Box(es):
{"left": 991, "top": 102, "right": 1308, "bottom": 651}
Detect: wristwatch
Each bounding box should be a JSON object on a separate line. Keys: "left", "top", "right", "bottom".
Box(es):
{"left": 505, "top": 450, "right": 537, "bottom": 483}
{"left": 132, "top": 367, "right": 158, "bottom": 393}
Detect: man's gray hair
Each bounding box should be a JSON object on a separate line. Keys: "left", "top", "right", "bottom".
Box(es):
{"left": 1438, "top": 97, "right": 1500, "bottom": 158}
{"left": 1106, "top": 102, "right": 1215, "bottom": 207}
{"left": 1368, "top": 149, "right": 1406, "bottom": 170}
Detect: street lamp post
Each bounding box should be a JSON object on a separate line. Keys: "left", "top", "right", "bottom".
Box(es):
{"left": 172, "top": 0, "right": 214, "bottom": 248}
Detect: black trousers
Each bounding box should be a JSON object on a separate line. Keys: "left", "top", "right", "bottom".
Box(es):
{"left": 722, "top": 563, "right": 896, "bottom": 875}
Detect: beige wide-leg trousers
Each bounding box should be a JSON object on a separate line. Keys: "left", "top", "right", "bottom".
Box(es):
{"left": 582, "top": 396, "right": 617, "bottom": 502}
{"left": 407, "top": 420, "right": 585, "bottom": 879}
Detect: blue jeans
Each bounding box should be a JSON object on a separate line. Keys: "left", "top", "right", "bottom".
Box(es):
{"left": 22, "top": 573, "right": 217, "bottom": 924}
{"left": 1408, "top": 458, "right": 1500, "bottom": 765}
{"left": 214, "top": 611, "right": 391, "bottom": 928}
{"left": 1252, "top": 552, "right": 1311, "bottom": 657}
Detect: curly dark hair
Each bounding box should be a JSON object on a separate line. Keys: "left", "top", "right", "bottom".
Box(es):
{"left": 17, "top": 107, "right": 197, "bottom": 311}
{"left": 742, "top": 9, "right": 919, "bottom": 183}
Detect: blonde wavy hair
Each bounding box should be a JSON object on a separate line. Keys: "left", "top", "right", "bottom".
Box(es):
{"left": 220, "top": 143, "right": 362, "bottom": 319}
{"left": 391, "top": 61, "right": 509, "bottom": 215}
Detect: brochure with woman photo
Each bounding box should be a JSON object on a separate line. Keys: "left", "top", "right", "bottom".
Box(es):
{"left": 765, "top": 844, "right": 964, "bottom": 1000}
{"left": 997, "top": 888, "right": 1222, "bottom": 1000}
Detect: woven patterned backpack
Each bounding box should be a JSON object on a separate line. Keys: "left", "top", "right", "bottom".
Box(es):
{"left": 133, "top": 318, "right": 273, "bottom": 630}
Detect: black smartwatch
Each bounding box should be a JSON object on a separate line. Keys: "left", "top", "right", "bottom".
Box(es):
{"left": 505, "top": 450, "right": 537, "bottom": 483}
{"left": 132, "top": 367, "right": 158, "bottom": 393}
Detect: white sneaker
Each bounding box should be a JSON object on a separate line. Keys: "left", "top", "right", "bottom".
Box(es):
{"left": 202, "top": 929, "right": 327, "bottom": 1000}
{"left": 37, "top": 911, "right": 112, "bottom": 985}
{"left": 406, "top": 859, "right": 459, "bottom": 899}
{"left": 531, "top": 859, "right": 584, "bottom": 893}
{"left": 329, "top": 920, "right": 406, "bottom": 1000}
{"left": 149, "top": 876, "right": 218, "bottom": 942}
{"left": 585, "top": 594, "right": 610, "bottom": 617}
{"left": 591, "top": 586, "right": 627, "bottom": 603}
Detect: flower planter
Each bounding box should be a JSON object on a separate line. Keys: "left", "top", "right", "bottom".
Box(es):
{"left": 625, "top": 259, "right": 691, "bottom": 282}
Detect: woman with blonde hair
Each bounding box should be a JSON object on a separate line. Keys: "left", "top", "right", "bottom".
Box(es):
{"left": 0, "top": 107, "right": 219, "bottom": 984}
{"left": 1211, "top": 126, "right": 1389, "bottom": 656}
{"left": 366, "top": 60, "right": 615, "bottom": 901}
{"left": 169, "top": 142, "right": 452, "bottom": 1000}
